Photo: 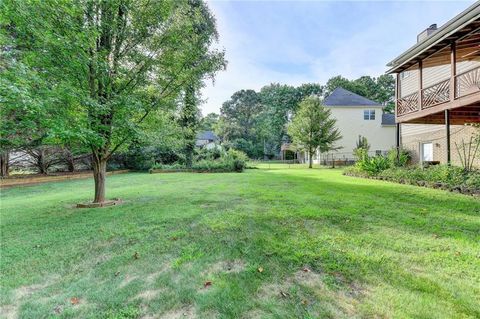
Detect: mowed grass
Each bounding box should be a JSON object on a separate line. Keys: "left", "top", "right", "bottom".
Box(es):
{"left": 1, "top": 165, "right": 479, "bottom": 319}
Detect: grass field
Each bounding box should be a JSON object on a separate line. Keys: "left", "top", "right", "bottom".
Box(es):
{"left": 1, "top": 165, "right": 479, "bottom": 318}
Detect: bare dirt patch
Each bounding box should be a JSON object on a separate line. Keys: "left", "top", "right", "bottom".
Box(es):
{"left": 0, "top": 282, "right": 51, "bottom": 319}
{"left": 134, "top": 289, "right": 163, "bottom": 301}
{"left": 157, "top": 305, "right": 196, "bottom": 319}
{"left": 119, "top": 274, "right": 139, "bottom": 288}
{"left": 203, "top": 259, "right": 246, "bottom": 275}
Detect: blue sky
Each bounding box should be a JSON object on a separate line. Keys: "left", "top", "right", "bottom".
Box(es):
{"left": 201, "top": 0, "right": 474, "bottom": 114}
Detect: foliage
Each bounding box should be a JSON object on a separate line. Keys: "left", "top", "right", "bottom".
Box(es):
{"left": 151, "top": 148, "right": 247, "bottom": 172}
{"left": 355, "top": 155, "right": 391, "bottom": 175}
{"left": 1, "top": 0, "right": 225, "bottom": 202}
{"left": 353, "top": 135, "right": 370, "bottom": 160}
{"left": 454, "top": 133, "right": 480, "bottom": 172}
{"left": 288, "top": 96, "right": 341, "bottom": 168}
{"left": 198, "top": 113, "right": 219, "bottom": 131}
{"left": 387, "top": 148, "right": 411, "bottom": 167}
{"left": 324, "top": 75, "right": 395, "bottom": 113}
{"left": 346, "top": 163, "right": 480, "bottom": 194}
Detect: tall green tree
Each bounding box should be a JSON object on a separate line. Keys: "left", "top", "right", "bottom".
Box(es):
{"left": 199, "top": 113, "right": 219, "bottom": 131}
{"left": 180, "top": 85, "right": 199, "bottom": 168}
{"left": 177, "top": 0, "right": 225, "bottom": 168}
{"left": 288, "top": 97, "right": 341, "bottom": 168}
{"left": 2, "top": 0, "right": 224, "bottom": 202}
{"left": 219, "top": 89, "right": 263, "bottom": 157}
{"left": 257, "top": 83, "right": 323, "bottom": 157}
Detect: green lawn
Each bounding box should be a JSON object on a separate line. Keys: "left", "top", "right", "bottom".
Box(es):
{"left": 1, "top": 166, "right": 479, "bottom": 318}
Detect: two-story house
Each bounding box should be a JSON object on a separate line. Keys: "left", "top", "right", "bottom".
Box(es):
{"left": 305, "top": 87, "right": 396, "bottom": 164}
{"left": 387, "top": 1, "right": 480, "bottom": 167}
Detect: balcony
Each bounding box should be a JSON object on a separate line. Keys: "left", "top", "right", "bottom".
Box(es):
{"left": 397, "top": 66, "right": 480, "bottom": 117}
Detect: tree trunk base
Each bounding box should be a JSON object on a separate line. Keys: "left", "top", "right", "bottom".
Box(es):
{"left": 76, "top": 198, "right": 123, "bottom": 208}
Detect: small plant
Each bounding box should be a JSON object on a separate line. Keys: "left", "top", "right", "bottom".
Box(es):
{"left": 353, "top": 135, "right": 370, "bottom": 160}
{"left": 455, "top": 135, "right": 479, "bottom": 172}
{"left": 387, "top": 148, "right": 411, "bottom": 167}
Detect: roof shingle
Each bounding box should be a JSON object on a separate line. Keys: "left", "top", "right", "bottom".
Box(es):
{"left": 324, "top": 87, "right": 382, "bottom": 107}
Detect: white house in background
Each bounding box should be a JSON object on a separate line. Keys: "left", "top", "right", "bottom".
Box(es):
{"left": 306, "top": 87, "right": 397, "bottom": 164}
{"left": 195, "top": 131, "right": 221, "bottom": 150}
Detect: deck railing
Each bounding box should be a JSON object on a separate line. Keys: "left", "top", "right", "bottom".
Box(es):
{"left": 397, "top": 92, "right": 419, "bottom": 116}
{"left": 455, "top": 66, "right": 480, "bottom": 98}
{"left": 397, "top": 66, "right": 480, "bottom": 117}
{"left": 421, "top": 78, "right": 450, "bottom": 109}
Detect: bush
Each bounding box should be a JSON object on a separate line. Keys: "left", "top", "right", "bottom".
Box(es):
{"left": 387, "top": 148, "right": 411, "bottom": 167}
{"left": 356, "top": 155, "right": 391, "bottom": 175}
{"left": 150, "top": 149, "right": 247, "bottom": 173}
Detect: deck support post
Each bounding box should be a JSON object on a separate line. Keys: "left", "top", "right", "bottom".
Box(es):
{"left": 445, "top": 109, "right": 451, "bottom": 165}
{"left": 450, "top": 42, "right": 456, "bottom": 101}
{"left": 396, "top": 123, "right": 401, "bottom": 163}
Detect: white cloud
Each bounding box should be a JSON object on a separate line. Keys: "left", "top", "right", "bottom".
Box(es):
{"left": 200, "top": 0, "right": 474, "bottom": 115}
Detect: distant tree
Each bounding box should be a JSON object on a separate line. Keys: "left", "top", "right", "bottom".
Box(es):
{"left": 288, "top": 97, "right": 341, "bottom": 168}
{"left": 199, "top": 113, "right": 219, "bottom": 131}
{"left": 324, "top": 75, "right": 395, "bottom": 113}
{"left": 2, "top": 0, "right": 225, "bottom": 203}
{"left": 375, "top": 74, "right": 396, "bottom": 113}
{"left": 257, "top": 82, "right": 323, "bottom": 158}
{"left": 180, "top": 85, "right": 199, "bottom": 168}
{"left": 219, "top": 89, "right": 263, "bottom": 157}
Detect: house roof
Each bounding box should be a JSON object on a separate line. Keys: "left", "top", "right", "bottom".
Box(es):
{"left": 196, "top": 130, "right": 218, "bottom": 141}
{"left": 324, "top": 87, "right": 382, "bottom": 107}
{"left": 381, "top": 113, "right": 396, "bottom": 126}
{"left": 386, "top": 1, "right": 480, "bottom": 74}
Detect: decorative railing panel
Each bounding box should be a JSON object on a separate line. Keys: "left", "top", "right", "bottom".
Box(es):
{"left": 421, "top": 79, "right": 450, "bottom": 109}
{"left": 456, "top": 66, "right": 480, "bottom": 98}
{"left": 397, "top": 92, "right": 419, "bottom": 116}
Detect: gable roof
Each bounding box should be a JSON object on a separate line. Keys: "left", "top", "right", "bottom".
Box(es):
{"left": 324, "top": 87, "right": 382, "bottom": 107}
{"left": 381, "top": 113, "right": 396, "bottom": 126}
{"left": 196, "top": 130, "right": 218, "bottom": 141}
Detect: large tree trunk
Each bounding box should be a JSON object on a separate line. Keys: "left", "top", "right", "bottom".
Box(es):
{"left": 92, "top": 155, "right": 107, "bottom": 203}
{"left": 37, "top": 149, "right": 48, "bottom": 174}
{"left": 0, "top": 151, "right": 9, "bottom": 178}
{"left": 308, "top": 149, "right": 313, "bottom": 169}
{"left": 65, "top": 150, "right": 75, "bottom": 172}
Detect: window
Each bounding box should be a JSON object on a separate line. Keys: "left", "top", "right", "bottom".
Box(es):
{"left": 363, "top": 110, "right": 375, "bottom": 120}
{"left": 375, "top": 150, "right": 382, "bottom": 156}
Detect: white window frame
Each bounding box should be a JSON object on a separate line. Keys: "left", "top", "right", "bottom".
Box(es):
{"left": 363, "top": 109, "right": 375, "bottom": 120}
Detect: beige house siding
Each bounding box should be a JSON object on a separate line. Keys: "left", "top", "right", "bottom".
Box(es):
{"left": 324, "top": 106, "right": 396, "bottom": 160}
{"left": 401, "top": 124, "right": 479, "bottom": 168}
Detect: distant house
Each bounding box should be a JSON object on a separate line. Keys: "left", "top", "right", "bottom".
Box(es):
{"left": 305, "top": 87, "right": 396, "bottom": 164}
{"left": 196, "top": 131, "right": 220, "bottom": 150}
{"left": 386, "top": 2, "right": 480, "bottom": 167}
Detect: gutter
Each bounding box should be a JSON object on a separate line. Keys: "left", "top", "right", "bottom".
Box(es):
{"left": 386, "top": 1, "right": 480, "bottom": 74}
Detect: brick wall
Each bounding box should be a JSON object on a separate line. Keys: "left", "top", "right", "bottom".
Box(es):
{"left": 401, "top": 124, "right": 479, "bottom": 168}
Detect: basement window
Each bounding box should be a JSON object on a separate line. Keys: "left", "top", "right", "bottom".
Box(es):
{"left": 363, "top": 110, "right": 375, "bottom": 120}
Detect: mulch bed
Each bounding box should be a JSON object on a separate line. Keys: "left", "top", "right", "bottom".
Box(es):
{"left": 0, "top": 170, "right": 130, "bottom": 188}
{"left": 343, "top": 171, "right": 480, "bottom": 197}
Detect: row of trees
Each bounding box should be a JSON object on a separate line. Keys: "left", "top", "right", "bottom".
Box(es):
{"left": 1, "top": 0, "right": 226, "bottom": 203}
{"left": 207, "top": 74, "right": 394, "bottom": 158}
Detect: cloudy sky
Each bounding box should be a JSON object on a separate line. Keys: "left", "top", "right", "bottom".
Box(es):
{"left": 200, "top": 0, "right": 474, "bottom": 115}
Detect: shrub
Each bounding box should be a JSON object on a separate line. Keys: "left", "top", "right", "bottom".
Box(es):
{"left": 150, "top": 162, "right": 185, "bottom": 170}
{"left": 150, "top": 148, "right": 247, "bottom": 172}
{"left": 387, "top": 148, "right": 411, "bottom": 167}
{"left": 356, "top": 155, "right": 391, "bottom": 175}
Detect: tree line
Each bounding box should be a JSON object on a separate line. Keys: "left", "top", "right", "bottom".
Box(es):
{"left": 204, "top": 74, "right": 394, "bottom": 159}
